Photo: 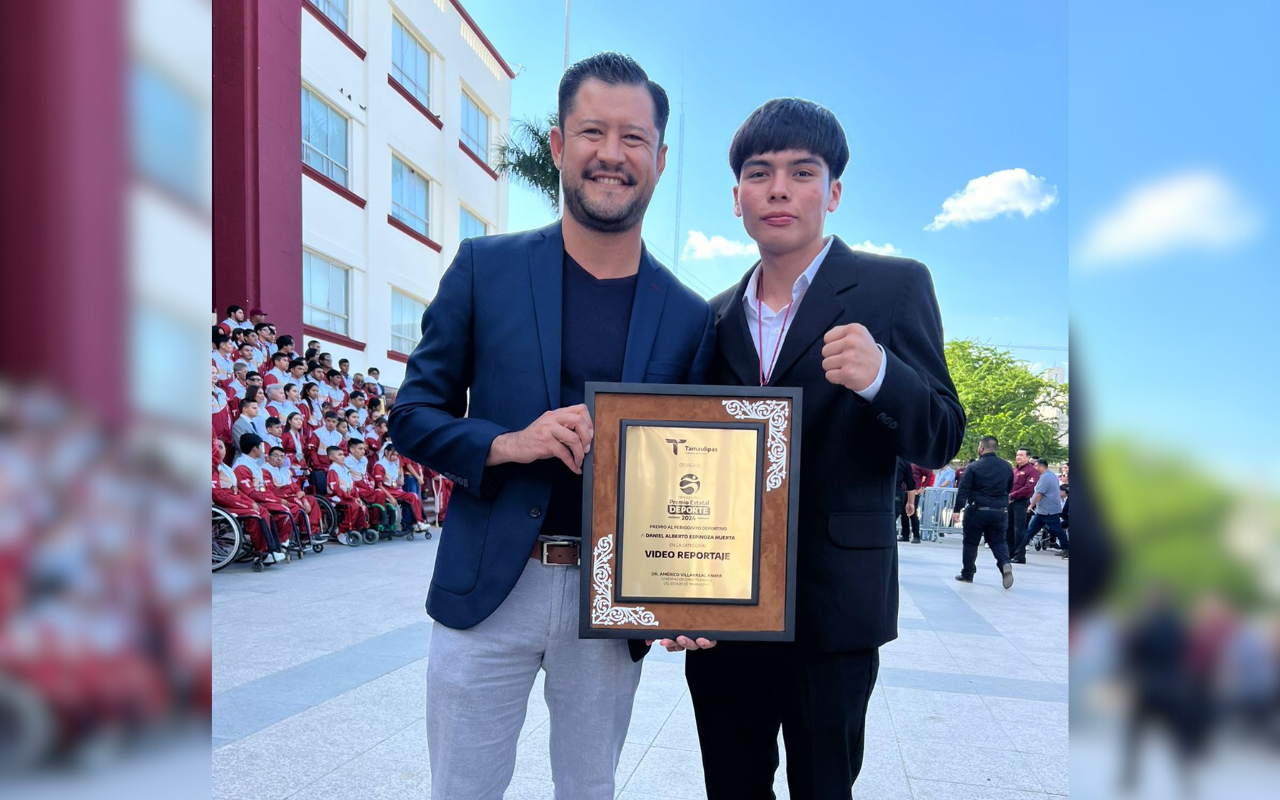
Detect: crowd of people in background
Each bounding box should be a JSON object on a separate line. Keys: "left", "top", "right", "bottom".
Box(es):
{"left": 212, "top": 305, "right": 451, "bottom": 567}
{"left": 894, "top": 444, "right": 1069, "bottom": 589}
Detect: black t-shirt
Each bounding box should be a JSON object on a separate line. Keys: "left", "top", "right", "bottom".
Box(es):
{"left": 539, "top": 253, "right": 637, "bottom": 538}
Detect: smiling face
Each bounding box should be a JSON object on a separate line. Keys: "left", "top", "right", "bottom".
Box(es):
{"left": 734, "top": 149, "right": 840, "bottom": 259}
{"left": 552, "top": 78, "right": 667, "bottom": 234}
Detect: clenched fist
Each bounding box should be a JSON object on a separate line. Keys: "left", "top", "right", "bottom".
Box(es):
{"left": 821, "top": 323, "right": 881, "bottom": 393}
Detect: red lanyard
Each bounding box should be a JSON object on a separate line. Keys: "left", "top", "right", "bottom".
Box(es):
{"left": 756, "top": 270, "right": 794, "bottom": 386}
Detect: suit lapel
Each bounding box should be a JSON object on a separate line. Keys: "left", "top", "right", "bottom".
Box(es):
{"left": 717, "top": 267, "right": 760, "bottom": 386}
{"left": 528, "top": 222, "right": 564, "bottom": 408}
{"left": 768, "top": 237, "right": 860, "bottom": 385}
{"left": 621, "top": 245, "right": 668, "bottom": 382}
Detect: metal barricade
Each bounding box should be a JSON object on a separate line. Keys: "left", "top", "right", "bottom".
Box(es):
{"left": 919, "top": 487, "right": 958, "bottom": 542}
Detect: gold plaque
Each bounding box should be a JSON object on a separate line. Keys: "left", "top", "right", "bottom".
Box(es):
{"left": 617, "top": 424, "right": 761, "bottom": 602}
{"left": 580, "top": 383, "right": 801, "bottom": 642}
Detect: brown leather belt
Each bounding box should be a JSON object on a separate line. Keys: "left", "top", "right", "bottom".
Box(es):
{"left": 530, "top": 537, "right": 581, "bottom": 565}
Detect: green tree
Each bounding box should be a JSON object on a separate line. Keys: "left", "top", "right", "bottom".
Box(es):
{"left": 944, "top": 339, "right": 1069, "bottom": 462}
{"left": 493, "top": 114, "right": 560, "bottom": 212}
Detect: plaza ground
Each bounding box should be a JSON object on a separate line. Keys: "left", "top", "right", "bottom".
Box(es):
{"left": 212, "top": 528, "right": 1069, "bottom": 799}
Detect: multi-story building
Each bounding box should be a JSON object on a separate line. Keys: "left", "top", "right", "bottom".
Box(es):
{"left": 214, "top": 0, "right": 513, "bottom": 390}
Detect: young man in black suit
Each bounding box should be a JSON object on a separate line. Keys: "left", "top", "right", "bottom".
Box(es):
{"left": 674, "top": 98, "right": 966, "bottom": 799}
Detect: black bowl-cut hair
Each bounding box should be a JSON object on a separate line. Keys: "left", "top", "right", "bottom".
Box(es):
{"left": 558, "top": 52, "right": 670, "bottom": 145}
{"left": 729, "top": 98, "right": 849, "bottom": 180}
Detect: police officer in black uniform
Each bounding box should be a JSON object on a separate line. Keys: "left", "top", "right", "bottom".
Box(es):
{"left": 953, "top": 435, "right": 1015, "bottom": 588}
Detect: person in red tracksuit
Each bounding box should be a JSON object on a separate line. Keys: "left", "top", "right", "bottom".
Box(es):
{"left": 364, "top": 418, "right": 387, "bottom": 455}
{"left": 282, "top": 412, "right": 309, "bottom": 473}
{"left": 232, "top": 434, "right": 293, "bottom": 556}
{"left": 212, "top": 366, "right": 234, "bottom": 455}
{"left": 307, "top": 411, "right": 345, "bottom": 490}
{"left": 372, "top": 443, "right": 428, "bottom": 533}
{"left": 345, "top": 439, "right": 395, "bottom": 532}
{"left": 264, "top": 446, "right": 320, "bottom": 542}
{"left": 326, "top": 445, "right": 372, "bottom": 543}
{"left": 211, "top": 440, "right": 276, "bottom": 564}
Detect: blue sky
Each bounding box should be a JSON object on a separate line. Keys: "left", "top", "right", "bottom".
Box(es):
{"left": 463, "top": 0, "right": 1069, "bottom": 376}
{"left": 1067, "top": 0, "right": 1278, "bottom": 481}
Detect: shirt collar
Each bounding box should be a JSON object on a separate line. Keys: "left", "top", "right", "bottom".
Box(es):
{"left": 743, "top": 236, "right": 834, "bottom": 312}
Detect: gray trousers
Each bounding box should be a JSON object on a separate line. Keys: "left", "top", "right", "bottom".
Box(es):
{"left": 426, "top": 559, "right": 642, "bottom": 799}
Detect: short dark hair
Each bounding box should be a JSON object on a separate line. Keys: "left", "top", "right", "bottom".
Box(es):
{"left": 255, "top": 322, "right": 271, "bottom": 333}
{"left": 239, "top": 397, "right": 258, "bottom": 412}
{"left": 239, "top": 432, "right": 262, "bottom": 453}
{"left": 368, "top": 367, "right": 379, "bottom": 376}
{"left": 323, "top": 411, "right": 339, "bottom": 420}
{"left": 320, "top": 352, "right": 332, "bottom": 361}
{"left": 277, "top": 335, "right": 294, "bottom": 348}
{"left": 268, "top": 446, "right": 285, "bottom": 455}
{"left": 227, "top": 304, "right": 243, "bottom": 316}
{"left": 729, "top": 98, "right": 849, "bottom": 180}
{"left": 1017, "top": 447, "right": 1031, "bottom": 456}
{"left": 266, "top": 416, "right": 282, "bottom": 429}
{"left": 1036, "top": 458, "right": 1050, "bottom": 468}
{"left": 348, "top": 438, "right": 365, "bottom": 450}
{"left": 326, "top": 445, "right": 342, "bottom": 456}
{"left": 246, "top": 371, "right": 261, "bottom": 381}
{"left": 271, "top": 351, "right": 289, "bottom": 364}
{"left": 238, "top": 342, "right": 254, "bottom": 352}
{"left": 349, "top": 390, "right": 365, "bottom": 400}
{"left": 289, "top": 359, "right": 306, "bottom": 371}
{"left": 558, "top": 52, "right": 670, "bottom": 145}
{"left": 979, "top": 435, "right": 999, "bottom": 451}
{"left": 214, "top": 334, "right": 230, "bottom": 347}
{"left": 339, "top": 358, "right": 349, "bottom": 366}
{"left": 326, "top": 369, "right": 342, "bottom": 379}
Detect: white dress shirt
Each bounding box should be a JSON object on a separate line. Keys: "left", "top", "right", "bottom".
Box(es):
{"left": 743, "top": 237, "right": 886, "bottom": 399}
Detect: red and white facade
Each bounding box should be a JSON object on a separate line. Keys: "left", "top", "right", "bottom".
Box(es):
{"left": 215, "top": 0, "right": 512, "bottom": 389}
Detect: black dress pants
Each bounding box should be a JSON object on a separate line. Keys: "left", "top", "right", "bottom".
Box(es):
{"left": 962, "top": 507, "right": 1011, "bottom": 578}
{"left": 1007, "top": 498, "right": 1028, "bottom": 558}
{"left": 685, "top": 641, "right": 879, "bottom": 800}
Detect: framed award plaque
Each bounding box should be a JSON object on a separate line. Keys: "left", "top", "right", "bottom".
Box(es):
{"left": 579, "top": 382, "right": 801, "bottom": 642}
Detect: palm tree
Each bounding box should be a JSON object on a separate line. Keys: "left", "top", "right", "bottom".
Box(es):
{"left": 494, "top": 114, "right": 560, "bottom": 212}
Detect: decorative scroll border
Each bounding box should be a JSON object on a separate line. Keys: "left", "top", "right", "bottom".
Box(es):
{"left": 590, "top": 534, "right": 660, "bottom": 627}
{"left": 721, "top": 399, "right": 789, "bottom": 491}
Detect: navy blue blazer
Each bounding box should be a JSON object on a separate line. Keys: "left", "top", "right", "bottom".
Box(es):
{"left": 388, "top": 222, "right": 716, "bottom": 633}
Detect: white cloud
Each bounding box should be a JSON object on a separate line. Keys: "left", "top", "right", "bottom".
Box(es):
{"left": 926, "top": 168, "right": 1058, "bottom": 231}
{"left": 1077, "top": 169, "right": 1262, "bottom": 268}
{"left": 682, "top": 231, "right": 900, "bottom": 260}
{"left": 848, "top": 240, "right": 901, "bottom": 256}
{"left": 682, "top": 231, "right": 758, "bottom": 261}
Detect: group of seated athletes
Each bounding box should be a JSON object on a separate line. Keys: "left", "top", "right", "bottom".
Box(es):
{"left": 211, "top": 304, "right": 451, "bottom": 564}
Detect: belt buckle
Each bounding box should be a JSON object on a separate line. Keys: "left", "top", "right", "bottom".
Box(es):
{"left": 540, "top": 538, "right": 580, "bottom": 566}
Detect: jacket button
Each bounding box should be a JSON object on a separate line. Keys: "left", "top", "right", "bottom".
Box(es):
{"left": 889, "top": 421, "right": 899, "bottom": 430}
{"left": 529, "top": 506, "right": 542, "bottom": 518}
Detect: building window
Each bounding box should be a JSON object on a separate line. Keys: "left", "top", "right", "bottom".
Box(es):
{"left": 391, "top": 18, "right": 430, "bottom": 108}
{"left": 301, "top": 87, "right": 349, "bottom": 186}
{"left": 391, "top": 156, "right": 430, "bottom": 236}
{"left": 303, "top": 251, "right": 350, "bottom": 336}
{"left": 391, "top": 291, "right": 427, "bottom": 354}
{"left": 460, "top": 90, "right": 489, "bottom": 162}
{"left": 460, "top": 207, "right": 487, "bottom": 240}
{"left": 307, "top": 0, "right": 349, "bottom": 32}
{"left": 130, "top": 61, "right": 204, "bottom": 205}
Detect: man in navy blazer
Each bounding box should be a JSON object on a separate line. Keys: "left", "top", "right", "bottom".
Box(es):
{"left": 388, "top": 53, "right": 714, "bottom": 800}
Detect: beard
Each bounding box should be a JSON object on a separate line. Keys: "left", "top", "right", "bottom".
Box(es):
{"left": 562, "top": 165, "right": 653, "bottom": 233}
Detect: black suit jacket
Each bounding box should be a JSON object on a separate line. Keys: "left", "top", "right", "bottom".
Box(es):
{"left": 710, "top": 237, "right": 965, "bottom": 651}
